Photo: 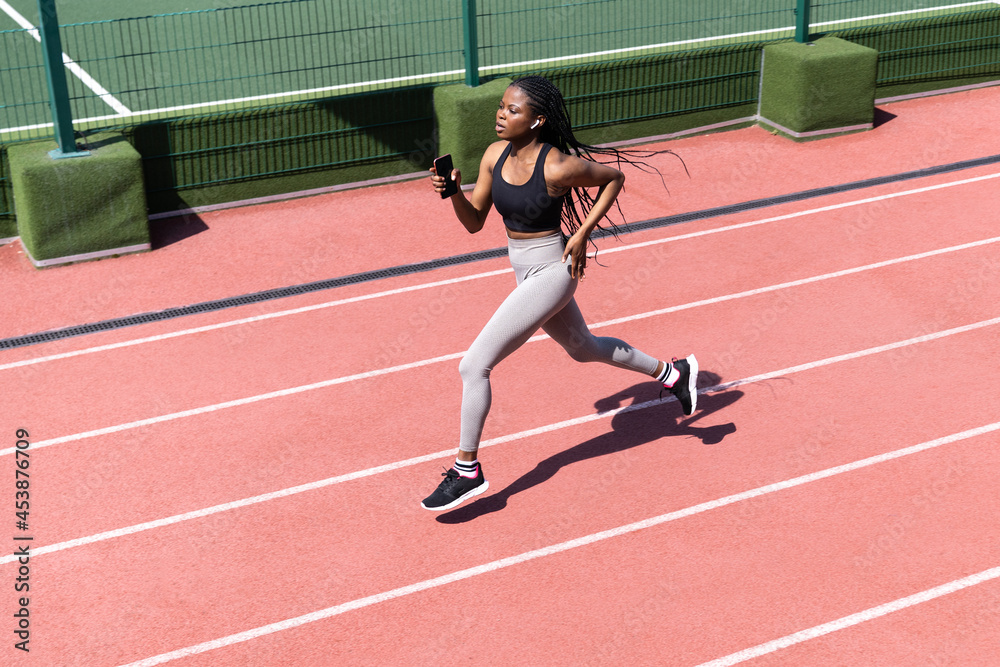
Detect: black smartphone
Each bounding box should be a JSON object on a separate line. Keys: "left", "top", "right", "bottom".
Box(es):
{"left": 434, "top": 154, "right": 458, "bottom": 198}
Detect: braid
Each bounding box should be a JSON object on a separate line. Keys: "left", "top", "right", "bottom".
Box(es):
{"left": 510, "top": 75, "right": 684, "bottom": 243}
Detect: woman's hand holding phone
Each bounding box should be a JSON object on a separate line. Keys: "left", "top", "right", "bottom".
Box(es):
{"left": 432, "top": 154, "right": 460, "bottom": 198}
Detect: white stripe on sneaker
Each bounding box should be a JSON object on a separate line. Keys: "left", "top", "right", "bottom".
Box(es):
{"left": 686, "top": 354, "right": 699, "bottom": 415}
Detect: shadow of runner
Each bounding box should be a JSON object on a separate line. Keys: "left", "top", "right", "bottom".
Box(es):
{"left": 437, "top": 370, "right": 742, "bottom": 524}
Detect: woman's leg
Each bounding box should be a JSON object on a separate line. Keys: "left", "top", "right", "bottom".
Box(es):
{"left": 422, "top": 235, "right": 696, "bottom": 510}
{"left": 457, "top": 259, "right": 577, "bottom": 455}
{"left": 540, "top": 297, "right": 660, "bottom": 375}
{"left": 541, "top": 295, "right": 699, "bottom": 416}
{"left": 421, "top": 242, "right": 578, "bottom": 511}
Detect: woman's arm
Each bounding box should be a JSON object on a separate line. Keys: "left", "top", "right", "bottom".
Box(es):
{"left": 546, "top": 154, "right": 625, "bottom": 279}
{"left": 430, "top": 143, "right": 502, "bottom": 234}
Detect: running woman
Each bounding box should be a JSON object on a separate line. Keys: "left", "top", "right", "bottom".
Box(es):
{"left": 421, "top": 75, "right": 697, "bottom": 511}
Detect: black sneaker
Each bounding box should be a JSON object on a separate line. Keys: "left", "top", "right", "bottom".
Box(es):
{"left": 665, "top": 354, "right": 698, "bottom": 416}
{"left": 421, "top": 465, "right": 489, "bottom": 511}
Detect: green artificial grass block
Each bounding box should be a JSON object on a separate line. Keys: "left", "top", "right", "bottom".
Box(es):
{"left": 759, "top": 36, "right": 878, "bottom": 138}
{"left": 8, "top": 133, "right": 150, "bottom": 267}
{"left": 434, "top": 78, "right": 513, "bottom": 179}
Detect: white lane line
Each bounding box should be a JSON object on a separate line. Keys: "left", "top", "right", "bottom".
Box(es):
{"left": 3, "top": 316, "right": 997, "bottom": 564}
{"left": 0, "top": 260, "right": 1000, "bottom": 456}
{"left": 116, "top": 421, "right": 1000, "bottom": 666}
{"left": 592, "top": 171, "right": 1000, "bottom": 258}
{"left": 0, "top": 0, "right": 131, "bottom": 115}
{"left": 3, "top": 227, "right": 998, "bottom": 460}
{"left": 546, "top": 233, "right": 1000, "bottom": 336}
{"left": 0, "top": 269, "right": 514, "bottom": 372}
{"left": 0, "top": 347, "right": 465, "bottom": 457}
{"left": 4, "top": 170, "right": 1000, "bottom": 373}
{"left": 697, "top": 564, "right": 1000, "bottom": 667}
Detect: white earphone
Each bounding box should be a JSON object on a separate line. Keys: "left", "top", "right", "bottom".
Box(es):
{"left": 531, "top": 119, "right": 540, "bottom": 129}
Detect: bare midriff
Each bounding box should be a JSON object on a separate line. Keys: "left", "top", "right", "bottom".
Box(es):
{"left": 505, "top": 228, "right": 561, "bottom": 239}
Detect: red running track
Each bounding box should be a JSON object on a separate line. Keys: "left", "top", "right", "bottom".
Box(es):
{"left": 2, "top": 85, "right": 1000, "bottom": 666}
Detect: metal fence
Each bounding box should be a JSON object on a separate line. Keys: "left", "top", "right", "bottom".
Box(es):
{"left": 818, "top": 2, "right": 1000, "bottom": 89}
{"left": 0, "top": 0, "right": 464, "bottom": 136}
{"left": 0, "top": 26, "right": 46, "bottom": 137}
{"left": 809, "top": 0, "right": 993, "bottom": 31}
{"left": 474, "top": 0, "right": 792, "bottom": 78}
{"left": 2, "top": 0, "right": 1000, "bottom": 222}
{"left": 6, "top": 0, "right": 995, "bottom": 140}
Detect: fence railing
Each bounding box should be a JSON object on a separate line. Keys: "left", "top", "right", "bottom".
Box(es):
{"left": 3, "top": 1, "right": 998, "bottom": 142}
{"left": 4, "top": 0, "right": 994, "bottom": 143}
{"left": 470, "top": 0, "right": 795, "bottom": 84}
{"left": 1, "top": 0, "right": 999, "bottom": 224}
{"left": 1, "top": 0, "right": 466, "bottom": 139}
{"left": 819, "top": 4, "right": 1000, "bottom": 89}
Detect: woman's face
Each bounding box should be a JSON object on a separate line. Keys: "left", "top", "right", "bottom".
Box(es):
{"left": 495, "top": 85, "right": 542, "bottom": 139}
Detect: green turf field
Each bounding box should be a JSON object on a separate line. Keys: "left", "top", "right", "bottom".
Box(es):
{"left": 0, "top": 0, "right": 994, "bottom": 138}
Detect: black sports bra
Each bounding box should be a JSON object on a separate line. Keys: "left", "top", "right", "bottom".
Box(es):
{"left": 491, "top": 143, "right": 564, "bottom": 233}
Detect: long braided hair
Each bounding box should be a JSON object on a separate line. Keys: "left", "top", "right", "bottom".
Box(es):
{"left": 509, "top": 75, "right": 684, "bottom": 241}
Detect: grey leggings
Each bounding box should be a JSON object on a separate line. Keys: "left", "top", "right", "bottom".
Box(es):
{"left": 458, "top": 233, "right": 660, "bottom": 452}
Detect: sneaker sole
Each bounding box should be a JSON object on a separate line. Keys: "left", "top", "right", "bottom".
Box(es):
{"left": 420, "top": 480, "right": 490, "bottom": 511}
{"left": 684, "top": 354, "right": 699, "bottom": 415}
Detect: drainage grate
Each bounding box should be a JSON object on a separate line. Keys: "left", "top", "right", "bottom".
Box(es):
{"left": 604, "top": 152, "right": 1000, "bottom": 236}
{"left": 0, "top": 246, "right": 511, "bottom": 351}
{"left": 3, "top": 152, "right": 999, "bottom": 352}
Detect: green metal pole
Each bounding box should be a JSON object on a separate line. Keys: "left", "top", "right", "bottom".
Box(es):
{"left": 462, "top": 0, "right": 479, "bottom": 86}
{"left": 36, "top": 0, "right": 88, "bottom": 158}
{"left": 794, "top": 0, "right": 812, "bottom": 43}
